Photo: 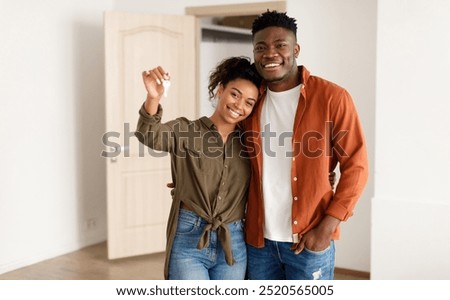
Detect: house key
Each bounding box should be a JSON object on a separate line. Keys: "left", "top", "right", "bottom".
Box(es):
{"left": 162, "top": 79, "right": 171, "bottom": 98}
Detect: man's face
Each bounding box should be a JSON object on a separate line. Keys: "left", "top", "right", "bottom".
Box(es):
{"left": 253, "top": 26, "right": 300, "bottom": 91}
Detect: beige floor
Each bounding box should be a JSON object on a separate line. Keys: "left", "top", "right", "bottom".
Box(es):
{"left": 0, "top": 242, "right": 368, "bottom": 280}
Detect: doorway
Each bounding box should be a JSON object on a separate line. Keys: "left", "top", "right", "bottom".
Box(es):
{"left": 199, "top": 17, "right": 253, "bottom": 117}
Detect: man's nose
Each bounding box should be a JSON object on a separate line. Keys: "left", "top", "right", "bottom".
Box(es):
{"left": 263, "top": 46, "right": 278, "bottom": 57}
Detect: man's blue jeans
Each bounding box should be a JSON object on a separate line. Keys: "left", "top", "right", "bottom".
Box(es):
{"left": 247, "top": 238, "right": 335, "bottom": 280}
{"left": 168, "top": 209, "right": 247, "bottom": 280}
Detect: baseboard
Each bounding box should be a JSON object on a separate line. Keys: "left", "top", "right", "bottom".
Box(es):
{"left": 334, "top": 267, "right": 370, "bottom": 279}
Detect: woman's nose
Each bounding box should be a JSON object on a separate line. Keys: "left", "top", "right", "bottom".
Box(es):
{"left": 234, "top": 98, "right": 244, "bottom": 110}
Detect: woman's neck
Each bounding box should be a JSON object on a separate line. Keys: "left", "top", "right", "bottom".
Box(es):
{"left": 209, "top": 114, "right": 236, "bottom": 144}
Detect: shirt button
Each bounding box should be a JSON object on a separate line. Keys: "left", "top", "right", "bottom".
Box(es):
{"left": 293, "top": 177, "right": 298, "bottom": 181}
{"left": 218, "top": 196, "right": 222, "bottom": 200}
{"left": 224, "top": 165, "right": 228, "bottom": 168}
{"left": 222, "top": 182, "right": 225, "bottom": 185}
{"left": 293, "top": 220, "right": 298, "bottom": 225}
{"left": 293, "top": 196, "right": 298, "bottom": 201}
{"left": 293, "top": 157, "right": 295, "bottom": 161}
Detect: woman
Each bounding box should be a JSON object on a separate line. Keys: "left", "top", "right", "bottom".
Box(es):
{"left": 135, "top": 57, "right": 262, "bottom": 280}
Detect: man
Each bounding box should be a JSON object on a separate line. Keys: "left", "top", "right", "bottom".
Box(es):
{"left": 242, "top": 10, "right": 368, "bottom": 280}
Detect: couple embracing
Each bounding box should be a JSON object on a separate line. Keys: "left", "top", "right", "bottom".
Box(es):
{"left": 136, "top": 10, "right": 368, "bottom": 280}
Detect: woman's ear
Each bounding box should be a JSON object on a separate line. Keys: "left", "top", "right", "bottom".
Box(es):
{"left": 216, "top": 84, "right": 224, "bottom": 98}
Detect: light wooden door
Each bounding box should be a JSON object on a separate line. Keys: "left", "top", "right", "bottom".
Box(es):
{"left": 104, "top": 11, "right": 197, "bottom": 259}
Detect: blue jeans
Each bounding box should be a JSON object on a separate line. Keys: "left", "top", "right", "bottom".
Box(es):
{"left": 247, "top": 239, "right": 335, "bottom": 280}
{"left": 168, "top": 209, "right": 247, "bottom": 280}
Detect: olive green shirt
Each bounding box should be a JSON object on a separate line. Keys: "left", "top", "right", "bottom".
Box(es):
{"left": 135, "top": 103, "right": 250, "bottom": 279}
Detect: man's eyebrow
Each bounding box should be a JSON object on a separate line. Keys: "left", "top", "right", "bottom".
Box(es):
{"left": 254, "top": 38, "right": 288, "bottom": 45}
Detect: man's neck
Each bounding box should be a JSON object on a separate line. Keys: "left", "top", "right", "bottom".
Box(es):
{"left": 267, "top": 67, "right": 300, "bottom": 92}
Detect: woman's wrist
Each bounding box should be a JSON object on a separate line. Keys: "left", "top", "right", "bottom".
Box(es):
{"left": 144, "top": 95, "right": 160, "bottom": 115}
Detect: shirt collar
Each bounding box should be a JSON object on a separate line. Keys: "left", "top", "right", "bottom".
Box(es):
{"left": 200, "top": 116, "right": 241, "bottom": 136}
{"left": 199, "top": 116, "right": 216, "bottom": 130}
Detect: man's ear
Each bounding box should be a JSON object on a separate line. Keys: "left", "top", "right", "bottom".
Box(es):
{"left": 294, "top": 43, "right": 300, "bottom": 58}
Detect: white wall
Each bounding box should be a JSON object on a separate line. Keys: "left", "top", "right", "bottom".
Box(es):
{"left": 288, "top": 0, "right": 377, "bottom": 272}
{"left": 0, "top": 0, "right": 113, "bottom": 274}
{"left": 372, "top": 0, "right": 450, "bottom": 279}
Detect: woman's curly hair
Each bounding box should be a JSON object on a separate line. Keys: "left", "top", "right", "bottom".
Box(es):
{"left": 208, "top": 56, "right": 262, "bottom": 100}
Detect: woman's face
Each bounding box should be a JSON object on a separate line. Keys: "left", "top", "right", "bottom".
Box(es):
{"left": 214, "top": 78, "right": 259, "bottom": 124}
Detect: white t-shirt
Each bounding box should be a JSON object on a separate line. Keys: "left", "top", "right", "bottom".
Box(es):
{"left": 260, "top": 84, "right": 301, "bottom": 242}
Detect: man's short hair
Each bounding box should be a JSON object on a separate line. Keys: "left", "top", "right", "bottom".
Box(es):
{"left": 252, "top": 10, "right": 297, "bottom": 37}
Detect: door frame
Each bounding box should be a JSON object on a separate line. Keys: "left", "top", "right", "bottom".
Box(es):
{"left": 185, "top": 1, "right": 286, "bottom": 17}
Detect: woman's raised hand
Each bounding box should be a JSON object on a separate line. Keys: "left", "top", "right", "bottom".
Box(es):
{"left": 142, "top": 66, "right": 170, "bottom": 100}
{"left": 142, "top": 66, "right": 170, "bottom": 115}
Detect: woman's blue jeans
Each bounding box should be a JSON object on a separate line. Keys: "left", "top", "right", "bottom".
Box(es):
{"left": 168, "top": 209, "right": 247, "bottom": 280}
{"left": 247, "top": 238, "right": 335, "bottom": 280}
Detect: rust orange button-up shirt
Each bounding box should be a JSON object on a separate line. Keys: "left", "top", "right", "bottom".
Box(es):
{"left": 242, "top": 66, "right": 369, "bottom": 247}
